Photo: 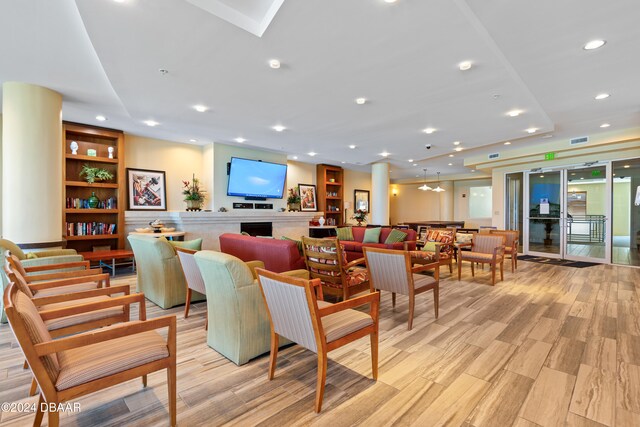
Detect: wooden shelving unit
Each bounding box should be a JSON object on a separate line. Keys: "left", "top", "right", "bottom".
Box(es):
{"left": 62, "top": 122, "right": 125, "bottom": 252}
{"left": 316, "top": 164, "right": 344, "bottom": 226}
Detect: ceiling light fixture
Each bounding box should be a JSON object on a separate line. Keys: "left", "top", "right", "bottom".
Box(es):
{"left": 379, "top": 151, "right": 390, "bottom": 157}
{"left": 193, "top": 105, "right": 208, "bottom": 113}
{"left": 307, "top": 152, "right": 317, "bottom": 157}
{"left": 292, "top": 156, "right": 298, "bottom": 160}
{"left": 449, "top": 154, "right": 454, "bottom": 158}
{"left": 413, "top": 163, "right": 418, "bottom": 166}
{"left": 113, "top": 0, "right": 125, "bottom": 3}
{"left": 459, "top": 61, "right": 472, "bottom": 71}
{"left": 525, "top": 127, "right": 538, "bottom": 134}
{"left": 448, "top": 163, "right": 453, "bottom": 166}
{"left": 234, "top": 137, "right": 246, "bottom": 143}
{"left": 272, "top": 125, "right": 286, "bottom": 132}
{"left": 624, "top": 165, "right": 630, "bottom": 168}
{"left": 189, "top": 139, "right": 197, "bottom": 143}
{"left": 144, "top": 120, "right": 159, "bottom": 127}
{"left": 95, "top": 115, "right": 107, "bottom": 121}
{"left": 355, "top": 98, "right": 367, "bottom": 105}
{"left": 584, "top": 40, "right": 606, "bottom": 50}
{"left": 423, "top": 128, "right": 436, "bottom": 134}
{"left": 408, "top": 159, "right": 414, "bottom": 162}
{"left": 454, "top": 147, "right": 463, "bottom": 152}
{"left": 600, "top": 123, "right": 610, "bottom": 128}
{"left": 433, "top": 172, "right": 445, "bottom": 192}
{"left": 384, "top": 0, "right": 398, "bottom": 3}
{"left": 504, "top": 141, "right": 511, "bottom": 145}
{"left": 507, "top": 110, "right": 522, "bottom": 117}
{"left": 269, "top": 59, "right": 281, "bottom": 69}
{"left": 595, "top": 93, "right": 610, "bottom": 100}
{"left": 418, "top": 169, "right": 432, "bottom": 191}
{"left": 453, "top": 141, "right": 461, "bottom": 146}
{"left": 349, "top": 145, "right": 357, "bottom": 149}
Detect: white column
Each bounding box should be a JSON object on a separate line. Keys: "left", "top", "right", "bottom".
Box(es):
{"left": 371, "top": 162, "right": 390, "bottom": 225}
{"left": 439, "top": 180, "right": 454, "bottom": 220}
{"left": 2, "top": 82, "right": 62, "bottom": 244}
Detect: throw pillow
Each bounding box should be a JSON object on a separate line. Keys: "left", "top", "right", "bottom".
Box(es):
{"left": 26, "top": 252, "right": 39, "bottom": 259}
{"left": 362, "top": 227, "right": 382, "bottom": 244}
{"left": 384, "top": 229, "right": 407, "bottom": 244}
{"left": 240, "top": 231, "right": 250, "bottom": 236}
{"left": 281, "top": 236, "right": 304, "bottom": 255}
{"left": 456, "top": 233, "right": 473, "bottom": 244}
{"left": 168, "top": 238, "right": 203, "bottom": 253}
{"left": 336, "top": 227, "right": 354, "bottom": 241}
{"left": 421, "top": 241, "right": 438, "bottom": 252}
{"left": 256, "top": 235, "right": 275, "bottom": 239}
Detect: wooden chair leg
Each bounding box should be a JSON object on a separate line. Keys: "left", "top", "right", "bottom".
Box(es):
{"left": 471, "top": 261, "right": 475, "bottom": 277}
{"left": 370, "top": 331, "right": 378, "bottom": 380}
{"left": 408, "top": 295, "right": 415, "bottom": 330}
{"left": 23, "top": 360, "right": 28, "bottom": 369}
{"left": 205, "top": 309, "right": 208, "bottom": 331}
{"left": 48, "top": 409, "right": 60, "bottom": 427}
{"left": 29, "top": 378, "right": 38, "bottom": 396}
{"left": 315, "top": 353, "right": 328, "bottom": 413}
{"left": 33, "top": 393, "right": 45, "bottom": 427}
{"left": 168, "top": 365, "right": 177, "bottom": 427}
{"left": 448, "top": 260, "right": 452, "bottom": 274}
{"left": 268, "top": 333, "right": 279, "bottom": 380}
{"left": 500, "top": 261, "right": 504, "bottom": 281}
{"left": 391, "top": 292, "right": 396, "bottom": 308}
{"left": 511, "top": 254, "right": 516, "bottom": 272}
{"left": 142, "top": 374, "right": 147, "bottom": 388}
{"left": 433, "top": 285, "right": 439, "bottom": 318}
{"left": 491, "top": 263, "right": 496, "bottom": 285}
{"left": 515, "top": 252, "right": 518, "bottom": 269}
{"left": 184, "top": 288, "right": 192, "bottom": 319}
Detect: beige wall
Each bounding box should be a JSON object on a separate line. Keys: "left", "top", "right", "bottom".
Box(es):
{"left": 125, "top": 135, "right": 205, "bottom": 211}
{"left": 344, "top": 169, "right": 372, "bottom": 224}
{"left": 567, "top": 181, "right": 631, "bottom": 236}
{"left": 453, "top": 179, "right": 493, "bottom": 228}
{"left": 287, "top": 161, "right": 316, "bottom": 193}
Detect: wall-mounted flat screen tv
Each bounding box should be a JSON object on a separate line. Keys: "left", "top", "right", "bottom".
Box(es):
{"left": 227, "top": 157, "right": 287, "bottom": 199}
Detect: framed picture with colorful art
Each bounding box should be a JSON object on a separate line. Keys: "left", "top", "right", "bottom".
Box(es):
{"left": 127, "top": 168, "right": 167, "bottom": 210}
{"left": 298, "top": 184, "right": 318, "bottom": 211}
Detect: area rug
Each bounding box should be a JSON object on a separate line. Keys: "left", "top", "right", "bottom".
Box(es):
{"left": 517, "top": 255, "right": 599, "bottom": 268}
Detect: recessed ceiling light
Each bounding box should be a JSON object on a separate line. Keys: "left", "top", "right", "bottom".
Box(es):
{"left": 600, "top": 123, "right": 610, "bottom": 128}
{"left": 234, "top": 137, "right": 246, "bottom": 143}
{"left": 449, "top": 154, "right": 454, "bottom": 158}
{"left": 423, "top": 128, "right": 436, "bottom": 134}
{"left": 471, "top": 170, "right": 475, "bottom": 172}
{"left": 459, "top": 61, "right": 472, "bottom": 71}
{"left": 571, "top": 172, "right": 576, "bottom": 175}
{"left": 408, "top": 159, "right": 414, "bottom": 162}
{"left": 453, "top": 141, "right": 461, "bottom": 146}
{"left": 113, "top": 0, "right": 125, "bottom": 3}
{"left": 269, "top": 59, "right": 281, "bottom": 69}
{"left": 448, "top": 163, "right": 453, "bottom": 166}
{"left": 307, "top": 151, "right": 317, "bottom": 156}
{"left": 507, "top": 110, "right": 522, "bottom": 117}
{"left": 504, "top": 141, "right": 511, "bottom": 145}
{"left": 144, "top": 120, "right": 159, "bottom": 127}
{"left": 349, "top": 145, "right": 357, "bottom": 149}
{"left": 454, "top": 147, "right": 463, "bottom": 152}
{"left": 272, "top": 125, "right": 286, "bottom": 132}
{"left": 624, "top": 165, "right": 630, "bottom": 168}
{"left": 355, "top": 98, "right": 367, "bottom": 105}
{"left": 525, "top": 127, "right": 538, "bottom": 134}
{"left": 580, "top": 177, "right": 585, "bottom": 180}
{"left": 379, "top": 151, "right": 390, "bottom": 157}
{"left": 384, "top": 0, "right": 398, "bottom": 3}
{"left": 189, "top": 139, "right": 197, "bottom": 143}
{"left": 95, "top": 115, "right": 107, "bottom": 121}
{"left": 584, "top": 40, "right": 606, "bottom": 50}
{"left": 413, "top": 163, "right": 418, "bottom": 166}
{"left": 595, "top": 93, "right": 610, "bottom": 100}
{"left": 540, "top": 175, "right": 545, "bottom": 178}
{"left": 341, "top": 161, "right": 346, "bottom": 164}
{"left": 292, "top": 156, "right": 298, "bottom": 160}
{"left": 193, "top": 105, "right": 208, "bottom": 113}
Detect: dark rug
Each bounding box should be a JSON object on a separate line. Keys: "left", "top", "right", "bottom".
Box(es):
{"left": 517, "top": 255, "right": 599, "bottom": 268}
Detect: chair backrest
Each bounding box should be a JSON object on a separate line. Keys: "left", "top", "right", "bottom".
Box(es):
{"left": 363, "top": 248, "right": 412, "bottom": 295}
{"left": 4, "top": 263, "right": 35, "bottom": 297}
{"left": 176, "top": 248, "right": 206, "bottom": 294}
{"left": 0, "top": 238, "right": 26, "bottom": 260}
{"left": 301, "top": 236, "right": 347, "bottom": 287}
{"left": 7, "top": 254, "right": 28, "bottom": 277}
{"left": 256, "top": 268, "right": 320, "bottom": 353}
{"left": 489, "top": 230, "right": 518, "bottom": 247}
{"left": 472, "top": 235, "right": 506, "bottom": 254}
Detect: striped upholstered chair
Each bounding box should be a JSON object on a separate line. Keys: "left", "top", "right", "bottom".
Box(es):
{"left": 490, "top": 230, "right": 519, "bottom": 272}
{"left": 3, "top": 282, "right": 177, "bottom": 427}
{"left": 363, "top": 247, "right": 439, "bottom": 330}
{"left": 256, "top": 268, "right": 379, "bottom": 413}
{"left": 457, "top": 234, "right": 506, "bottom": 285}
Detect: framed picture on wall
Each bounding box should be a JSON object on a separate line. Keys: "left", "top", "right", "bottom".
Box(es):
{"left": 354, "top": 189, "right": 370, "bottom": 212}
{"left": 127, "top": 168, "right": 167, "bottom": 210}
{"left": 298, "top": 184, "right": 318, "bottom": 211}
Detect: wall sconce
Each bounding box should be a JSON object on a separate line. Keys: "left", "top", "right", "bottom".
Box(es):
{"left": 392, "top": 188, "right": 398, "bottom": 197}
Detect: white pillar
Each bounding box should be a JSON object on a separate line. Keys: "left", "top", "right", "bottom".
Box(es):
{"left": 2, "top": 82, "right": 62, "bottom": 245}
{"left": 371, "top": 162, "right": 390, "bottom": 225}
{"left": 439, "top": 180, "right": 454, "bottom": 220}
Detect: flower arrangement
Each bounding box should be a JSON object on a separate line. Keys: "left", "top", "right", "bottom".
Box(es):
{"left": 287, "top": 187, "right": 300, "bottom": 204}
{"left": 182, "top": 174, "right": 206, "bottom": 202}
{"left": 352, "top": 209, "right": 368, "bottom": 224}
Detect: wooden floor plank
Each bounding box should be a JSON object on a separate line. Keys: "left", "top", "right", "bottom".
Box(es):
{"left": 519, "top": 366, "right": 576, "bottom": 427}
{"left": 569, "top": 364, "right": 615, "bottom": 427}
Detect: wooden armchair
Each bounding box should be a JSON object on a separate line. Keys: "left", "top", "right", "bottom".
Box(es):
{"left": 409, "top": 228, "right": 456, "bottom": 274}
{"left": 256, "top": 268, "right": 379, "bottom": 412}
{"left": 4, "top": 282, "right": 177, "bottom": 427}
{"left": 457, "top": 234, "right": 506, "bottom": 285}
{"left": 490, "top": 229, "right": 519, "bottom": 272}
{"left": 364, "top": 247, "right": 439, "bottom": 330}
{"left": 301, "top": 236, "right": 369, "bottom": 301}
{"left": 7, "top": 253, "right": 101, "bottom": 283}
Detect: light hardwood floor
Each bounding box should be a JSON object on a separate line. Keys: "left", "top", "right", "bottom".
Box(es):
{"left": 1, "top": 261, "right": 639, "bottom": 426}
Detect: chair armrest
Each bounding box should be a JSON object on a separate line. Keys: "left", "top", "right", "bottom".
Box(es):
{"left": 281, "top": 269, "right": 310, "bottom": 280}
{"left": 456, "top": 242, "right": 472, "bottom": 248}
{"left": 38, "top": 293, "right": 146, "bottom": 321}
{"left": 28, "top": 273, "right": 110, "bottom": 291}
{"left": 34, "top": 314, "right": 175, "bottom": 356}
{"left": 32, "top": 284, "right": 131, "bottom": 306}
{"left": 344, "top": 257, "right": 365, "bottom": 270}
{"left": 317, "top": 291, "right": 380, "bottom": 317}
{"left": 246, "top": 260, "right": 266, "bottom": 279}
{"left": 26, "top": 268, "right": 102, "bottom": 283}
{"left": 412, "top": 262, "right": 439, "bottom": 273}
{"left": 23, "top": 261, "right": 90, "bottom": 273}
{"left": 25, "top": 249, "right": 77, "bottom": 258}
{"left": 403, "top": 240, "right": 418, "bottom": 250}
{"left": 493, "top": 245, "right": 506, "bottom": 259}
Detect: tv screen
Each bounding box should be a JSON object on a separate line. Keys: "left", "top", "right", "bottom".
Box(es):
{"left": 227, "top": 157, "right": 287, "bottom": 199}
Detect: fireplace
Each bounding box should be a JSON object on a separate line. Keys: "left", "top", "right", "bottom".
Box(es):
{"left": 240, "top": 222, "right": 273, "bottom": 237}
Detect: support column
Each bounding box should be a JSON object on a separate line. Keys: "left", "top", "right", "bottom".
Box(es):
{"left": 371, "top": 162, "right": 390, "bottom": 225}
{"left": 2, "top": 82, "right": 62, "bottom": 245}
{"left": 439, "top": 180, "right": 454, "bottom": 221}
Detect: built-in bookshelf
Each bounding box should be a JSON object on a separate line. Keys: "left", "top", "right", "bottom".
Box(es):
{"left": 316, "top": 164, "right": 344, "bottom": 226}
{"left": 62, "top": 122, "right": 125, "bottom": 252}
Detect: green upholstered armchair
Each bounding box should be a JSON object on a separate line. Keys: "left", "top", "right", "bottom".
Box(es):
{"left": 1, "top": 238, "right": 83, "bottom": 323}
{"left": 128, "top": 235, "right": 205, "bottom": 309}
{"left": 194, "top": 250, "right": 309, "bottom": 365}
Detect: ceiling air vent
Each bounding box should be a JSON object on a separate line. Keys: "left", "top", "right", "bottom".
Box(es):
{"left": 570, "top": 136, "right": 589, "bottom": 145}
{"left": 488, "top": 153, "right": 500, "bottom": 160}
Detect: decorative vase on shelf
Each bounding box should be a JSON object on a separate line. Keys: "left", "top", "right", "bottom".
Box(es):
{"left": 318, "top": 216, "right": 325, "bottom": 226}
{"left": 88, "top": 192, "right": 100, "bottom": 209}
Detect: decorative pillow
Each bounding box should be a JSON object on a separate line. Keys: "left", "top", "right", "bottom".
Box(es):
{"left": 426, "top": 229, "right": 441, "bottom": 242}
{"left": 256, "top": 236, "right": 275, "bottom": 239}
{"left": 26, "top": 252, "right": 39, "bottom": 259}
{"left": 456, "top": 233, "right": 473, "bottom": 244}
{"left": 362, "top": 227, "right": 382, "bottom": 244}
{"left": 384, "top": 229, "right": 408, "bottom": 244}
{"left": 240, "top": 231, "right": 250, "bottom": 236}
{"left": 421, "top": 241, "right": 438, "bottom": 252}
{"left": 435, "top": 234, "right": 454, "bottom": 244}
{"left": 336, "top": 227, "right": 354, "bottom": 241}
{"left": 168, "top": 238, "right": 203, "bottom": 253}
{"left": 281, "top": 236, "right": 303, "bottom": 255}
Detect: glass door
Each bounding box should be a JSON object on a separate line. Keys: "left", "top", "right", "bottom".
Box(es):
{"left": 505, "top": 172, "right": 524, "bottom": 252}
{"left": 525, "top": 171, "right": 563, "bottom": 257}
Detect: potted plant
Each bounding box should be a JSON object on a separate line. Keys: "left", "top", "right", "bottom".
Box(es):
{"left": 352, "top": 209, "right": 368, "bottom": 226}
{"left": 80, "top": 164, "right": 114, "bottom": 208}
{"left": 182, "top": 174, "right": 206, "bottom": 211}
{"left": 287, "top": 188, "right": 301, "bottom": 211}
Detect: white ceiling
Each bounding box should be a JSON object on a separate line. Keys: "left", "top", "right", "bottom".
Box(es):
{"left": 0, "top": 0, "right": 638, "bottom": 182}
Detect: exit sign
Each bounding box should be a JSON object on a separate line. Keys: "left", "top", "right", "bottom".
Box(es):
{"left": 544, "top": 152, "right": 556, "bottom": 160}
{"left": 591, "top": 170, "right": 601, "bottom": 177}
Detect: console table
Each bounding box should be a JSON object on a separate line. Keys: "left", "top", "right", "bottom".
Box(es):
{"left": 405, "top": 221, "right": 465, "bottom": 231}
{"left": 79, "top": 250, "right": 135, "bottom": 277}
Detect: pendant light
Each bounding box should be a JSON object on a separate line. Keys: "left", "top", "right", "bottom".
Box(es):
{"left": 418, "top": 169, "right": 432, "bottom": 191}
{"left": 433, "top": 172, "right": 446, "bottom": 192}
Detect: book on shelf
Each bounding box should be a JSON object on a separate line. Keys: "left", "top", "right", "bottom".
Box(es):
{"left": 65, "top": 197, "right": 117, "bottom": 209}
{"left": 66, "top": 222, "right": 117, "bottom": 236}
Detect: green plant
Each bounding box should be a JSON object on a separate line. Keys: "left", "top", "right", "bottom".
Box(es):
{"left": 287, "top": 188, "right": 300, "bottom": 204}
{"left": 352, "top": 209, "right": 368, "bottom": 223}
{"left": 80, "top": 164, "right": 114, "bottom": 184}
{"left": 182, "top": 174, "right": 206, "bottom": 202}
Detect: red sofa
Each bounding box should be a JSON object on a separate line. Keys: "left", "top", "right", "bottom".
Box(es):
{"left": 219, "top": 233, "right": 306, "bottom": 273}
{"left": 340, "top": 227, "right": 418, "bottom": 262}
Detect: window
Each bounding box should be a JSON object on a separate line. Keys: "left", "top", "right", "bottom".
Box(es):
{"left": 469, "top": 186, "right": 492, "bottom": 218}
